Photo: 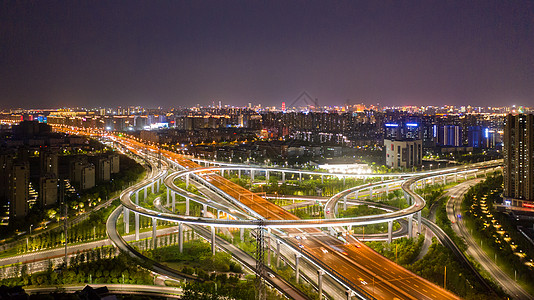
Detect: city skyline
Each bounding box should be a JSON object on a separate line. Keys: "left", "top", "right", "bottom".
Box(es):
{"left": 2, "top": 1, "right": 534, "bottom": 109}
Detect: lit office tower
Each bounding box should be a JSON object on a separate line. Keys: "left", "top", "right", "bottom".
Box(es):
{"left": 503, "top": 114, "right": 534, "bottom": 206}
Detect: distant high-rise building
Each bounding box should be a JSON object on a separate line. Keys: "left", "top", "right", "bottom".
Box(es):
{"left": 70, "top": 159, "right": 96, "bottom": 190}
{"left": 40, "top": 149, "right": 58, "bottom": 177}
{"left": 385, "top": 139, "right": 423, "bottom": 169}
{"left": 10, "top": 162, "right": 29, "bottom": 218}
{"left": 79, "top": 164, "right": 95, "bottom": 190}
{"left": 108, "top": 154, "right": 120, "bottom": 174}
{"left": 0, "top": 154, "right": 13, "bottom": 204}
{"left": 384, "top": 120, "right": 422, "bottom": 169}
{"left": 504, "top": 114, "right": 534, "bottom": 206}
{"left": 39, "top": 174, "right": 58, "bottom": 207}
{"left": 91, "top": 157, "right": 111, "bottom": 182}
{"left": 467, "top": 126, "right": 485, "bottom": 148}
{"left": 437, "top": 125, "right": 462, "bottom": 147}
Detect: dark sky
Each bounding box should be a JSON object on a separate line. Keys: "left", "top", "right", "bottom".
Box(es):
{"left": 1, "top": 1, "right": 533, "bottom": 109}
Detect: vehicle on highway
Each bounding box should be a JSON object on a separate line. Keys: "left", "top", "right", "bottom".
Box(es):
{"left": 320, "top": 247, "right": 328, "bottom": 253}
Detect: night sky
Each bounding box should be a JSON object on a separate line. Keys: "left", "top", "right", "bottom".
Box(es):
{"left": 1, "top": 1, "right": 533, "bottom": 109}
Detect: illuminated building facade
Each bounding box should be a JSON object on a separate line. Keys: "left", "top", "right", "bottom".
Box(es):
{"left": 384, "top": 120, "right": 422, "bottom": 169}
{"left": 504, "top": 114, "right": 534, "bottom": 206}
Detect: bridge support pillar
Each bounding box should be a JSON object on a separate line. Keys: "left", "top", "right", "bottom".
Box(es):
{"left": 321, "top": 175, "right": 323, "bottom": 184}
{"left": 267, "top": 229, "right": 271, "bottom": 266}
{"left": 417, "top": 211, "right": 422, "bottom": 234}
{"left": 354, "top": 190, "right": 358, "bottom": 200}
{"left": 135, "top": 213, "right": 139, "bottom": 241}
{"left": 211, "top": 226, "right": 216, "bottom": 255}
{"left": 135, "top": 191, "right": 139, "bottom": 204}
{"left": 276, "top": 240, "right": 281, "bottom": 266}
{"left": 442, "top": 176, "right": 446, "bottom": 185}
{"left": 299, "top": 172, "right": 302, "bottom": 183}
{"left": 203, "top": 204, "right": 208, "bottom": 217}
{"left": 408, "top": 215, "right": 413, "bottom": 238}
{"left": 343, "top": 176, "right": 346, "bottom": 187}
{"left": 240, "top": 228, "right": 244, "bottom": 242}
{"left": 387, "top": 220, "right": 393, "bottom": 244}
{"left": 166, "top": 188, "right": 170, "bottom": 206}
{"left": 454, "top": 174, "right": 458, "bottom": 182}
{"left": 186, "top": 174, "right": 190, "bottom": 189}
{"left": 251, "top": 169, "right": 254, "bottom": 182}
{"left": 266, "top": 170, "right": 269, "bottom": 181}
{"left": 151, "top": 182, "right": 155, "bottom": 194}
{"left": 295, "top": 254, "right": 301, "bottom": 283}
{"left": 369, "top": 186, "right": 373, "bottom": 199}
{"left": 185, "top": 198, "right": 189, "bottom": 215}
{"left": 238, "top": 169, "right": 241, "bottom": 179}
{"left": 156, "top": 178, "right": 160, "bottom": 193}
{"left": 386, "top": 184, "right": 389, "bottom": 195}
{"left": 179, "top": 222, "right": 183, "bottom": 253}
{"left": 172, "top": 192, "right": 176, "bottom": 212}
{"left": 123, "top": 207, "right": 129, "bottom": 234}
{"left": 144, "top": 186, "right": 147, "bottom": 199}
{"left": 343, "top": 195, "right": 347, "bottom": 211}
{"left": 318, "top": 269, "right": 324, "bottom": 300}
{"left": 282, "top": 172, "right": 285, "bottom": 183}
{"left": 404, "top": 191, "right": 410, "bottom": 205}
{"left": 345, "top": 290, "right": 353, "bottom": 300}
{"left": 152, "top": 218, "right": 157, "bottom": 249}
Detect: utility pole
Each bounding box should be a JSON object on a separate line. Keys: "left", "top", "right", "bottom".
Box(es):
{"left": 60, "top": 178, "right": 68, "bottom": 267}
{"left": 64, "top": 197, "right": 68, "bottom": 267}
{"left": 444, "top": 266, "right": 447, "bottom": 289}
{"left": 255, "top": 222, "right": 266, "bottom": 300}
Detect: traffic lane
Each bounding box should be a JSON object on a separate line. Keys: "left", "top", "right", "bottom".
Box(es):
{"left": 291, "top": 233, "right": 459, "bottom": 300}
{"left": 341, "top": 234, "right": 458, "bottom": 300}
{"left": 291, "top": 236, "right": 409, "bottom": 300}
{"left": 276, "top": 237, "right": 348, "bottom": 299}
